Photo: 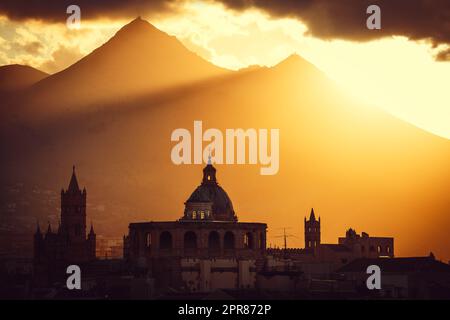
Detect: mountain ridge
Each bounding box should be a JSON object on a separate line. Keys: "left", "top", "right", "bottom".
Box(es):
{"left": 0, "top": 64, "right": 48, "bottom": 93}
{"left": 14, "top": 17, "right": 230, "bottom": 122}
{"left": 0, "top": 18, "right": 449, "bottom": 261}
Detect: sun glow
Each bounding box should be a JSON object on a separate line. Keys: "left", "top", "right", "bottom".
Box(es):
{"left": 152, "top": 1, "right": 450, "bottom": 139}
{"left": 1, "top": 1, "right": 449, "bottom": 139}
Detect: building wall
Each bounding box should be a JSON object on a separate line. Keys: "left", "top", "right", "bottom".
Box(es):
{"left": 180, "top": 258, "right": 256, "bottom": 292}
{"left": 127, "top": 221, "right": 266, "bottom": 262}
{"left": 126, "top": 221, "right": 265, "bottom": 291}
{"left": 338, "top": 236, "right": 394, "bottom": 258}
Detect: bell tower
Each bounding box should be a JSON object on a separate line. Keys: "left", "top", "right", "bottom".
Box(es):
{"left": 305, "top": 208, "right": 320, "bottom": 249}
{"left": 61, "top": 166, "right": 87, "bottom": 243}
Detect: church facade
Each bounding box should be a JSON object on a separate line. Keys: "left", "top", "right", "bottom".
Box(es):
{"left": 124, "top": 161, "right": 267, "bottom": 292}
{"left": 33, "top": 167, "right": 96, "bottom": 285}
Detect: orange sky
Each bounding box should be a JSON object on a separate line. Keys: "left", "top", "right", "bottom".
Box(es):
{"left": 0, "top": 1, "right": 449, "bottom": 260}
{"left": 0, "top": 2, "right": 450, "bottom": 138}
{"left": 0, "top": 1, "right": 449, "bottom": 140}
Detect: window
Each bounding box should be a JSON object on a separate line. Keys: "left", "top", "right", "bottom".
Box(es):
{"left": 244, "top": 232, "right": 253, "bottom": 249}
{"left": 386, "top": 246, "right": 391, "bottom": 254}
{"left": 146, "top": 233, "right": 152, "bottom": 248}
{"left": 377, "top": 245, "right": 382, "bottom": 254}
{"left": 200, "top": 211, "right": 205, "bottom": 219}
{"left": 192, "top": 211, "right": 197, "bottom": 219}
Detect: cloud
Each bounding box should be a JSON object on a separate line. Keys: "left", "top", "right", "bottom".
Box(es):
{"left": 39, "top": 45, "right": 84, "bottom": 73}
{"left": 216, "top": 0, "right": 450, "bottom": 60}
{"left": 436, "top": 48, "right": 450, "bottom": 62}
{"left": 0, "top": 0, "right": 179, "bottom": 22}
{"left": 0, "top": 0, "right": 449, "bottom": 60}
{"left": 12, "top": 41, "right": 43, "bottom": 55}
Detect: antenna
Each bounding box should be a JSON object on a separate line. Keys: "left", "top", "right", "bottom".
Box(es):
{"left": 272, "top": 227, "right": 299, "bottom": 258}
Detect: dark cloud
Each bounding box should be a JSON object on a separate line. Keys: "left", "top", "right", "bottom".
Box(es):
{"left": 0, "top": 0, "right": 177, "bottom": 22}
{"left": 217, "top": 0, "right": 450, "bottom": 60}
{"left": 0, "top": 0, "right": 449, "bottom": 60}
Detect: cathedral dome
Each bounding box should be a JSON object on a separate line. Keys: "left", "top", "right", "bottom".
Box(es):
{"left": 183, "top": 163, "right": 237, "bottom": 222}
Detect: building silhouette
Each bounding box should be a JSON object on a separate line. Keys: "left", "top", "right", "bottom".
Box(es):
{"left": 305, "top": 208, "right": 320, "bottom": 249}
{"left": 33, "top": 167, "right": 96, "bottom": 285}
{"left": 124, "top": 160, "right": 266, "bottom": 291}
{"left": 268, "top": 208, "right": 394, "bottom": 272}
{"left": 25, "top": 164, "right": 450, "bottom": 300}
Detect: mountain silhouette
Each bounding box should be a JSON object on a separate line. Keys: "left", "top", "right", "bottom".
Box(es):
{"left": 1, "top": 18, "right": 449, "bottom": 262}
{"left": 14, "top": 17, "right": 229, "bottom": 121}
{"left": 0, "top": 64, "right": 48, "bottom": 93}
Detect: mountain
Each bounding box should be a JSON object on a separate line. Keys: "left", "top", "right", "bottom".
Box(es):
{"left": 0, "top": 64, "right": 48, "bottom": 93}
{"left": 1, "top": 19, "right": 449, "bottom": 261}
{"left": 14, "top": 17, "right": 230, "bottom": 122}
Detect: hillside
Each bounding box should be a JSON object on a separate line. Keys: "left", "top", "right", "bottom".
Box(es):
{"left": 0, "top": 19, "right": 449, "bottom": 261}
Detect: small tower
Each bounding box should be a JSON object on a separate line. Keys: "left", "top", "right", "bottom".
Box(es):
{"left": 304, "top": 208, "right": 320, "bottom": 249}
{"left": 202, "top": 156, "right": 217, "bottom": 184}
{"left": 33, "top": 222, "right": 43, "bottom": 262}
{"left": 61, "top": 166, "right": 87, "bottom": 243}
{"left": 87, "top": 223, "right": 96, "bottom": 260}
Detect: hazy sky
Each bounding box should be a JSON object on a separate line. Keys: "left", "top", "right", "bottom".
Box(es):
{"left": 0, "top": 0, "right": 449, "bottom": 139}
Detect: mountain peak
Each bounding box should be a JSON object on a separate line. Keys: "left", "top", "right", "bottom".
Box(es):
{"left": 276, "top": 53, "right": 311, "bottom": 67}
{"left": 0, "top": 64, "right": 48, "bottom": 92}
{"left": 115, "top": 16, "right": 161, "bottom": 37}
{"left": 22, "top": 17, "right": 229, "bottom": 117}
{"left": 271, "top": 53, "right": 324, "bottom": 79}
{"left": 128, "top": 16, "right": 147, "bottom": 27}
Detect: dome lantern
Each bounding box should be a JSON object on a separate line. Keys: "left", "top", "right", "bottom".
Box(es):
{"left": 182, "top": 163, "right": 237, "bottom": 222}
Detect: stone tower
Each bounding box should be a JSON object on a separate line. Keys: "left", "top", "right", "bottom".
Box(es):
{"left": 305, "top": 208, "right": 320, "bottom": 249}
{"left": 61, "top": 166, "right": 87, "bottom": 244}
{"left": 33, "top": 167, "right": 96, "bottom": 286}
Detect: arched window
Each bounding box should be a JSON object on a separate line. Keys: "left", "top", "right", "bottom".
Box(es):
{"left": 259, "top": 233, "right": 265, "bottom": 249}
{"left": 244, "top": 232, "right": 254, "bottom": 249}
{"left": 377, "top": 245, "right": 382, "bottom": 254}
{"left": 184, "top": 231, "right": 197, "bottom": 250}
{"left": 386, "top": 246, "right": 391, "bottom": 254}
{"left": 159, "top": 231, "right": 172, "bottom": 250}
{"left": 208, "top": 231, "right": 220, "bottom": 251}
{"left": 146, "top": 233, "right": 152, "bottom": 248}
{"left": 224, "top": 231, "right": 235, "bottom": 250}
